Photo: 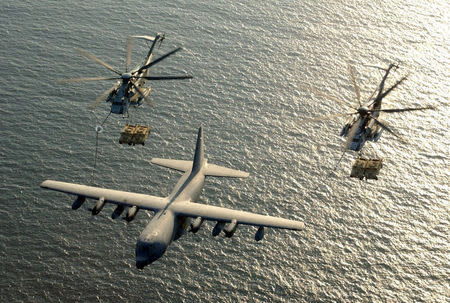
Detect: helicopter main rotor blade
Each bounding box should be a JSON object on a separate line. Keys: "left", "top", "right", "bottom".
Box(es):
{"left": 371, "top": 106, "right": 435, "bottom": 114}
{"left": 131, "top": 81, "right": 154, "bottom": 107}
{"left": 347, "top": 62, "right": 361, "bottom": 107}
{"left": 88, "top": 85, "right": 116, "bottom": 110}
{"left": 303, "top": 85, "right": 357, "bottom": 110}
{"left": 137, "top": 47, "right": 183, "bottom": 73}
{"left": 371, "top": 116, "right": 408, "bottom": 144}
{"left": 366, "top": 84, "right": 380, "bottom": 105}
{"left": 126, "top": 37, "right": 133, "bottom": 72}
{"left": 56, "top": 76, "right": 119, "bottom": 84}
{"left": 135, "top": 75, "right": 193, "bottom": 80}
{"left": 378, "top": 75, "right": 407, "bottom": 99}
{"left": 343, "top": 118, "right": 361, "bottom": 151}
{"left": 299, "top": 112, "right": 357, "bottom": 124}
{"left": 363, "top": 64, "right": 386, "bottom": 70}
{"left": 76, "top": 48, "right": 122, "bottom": 76}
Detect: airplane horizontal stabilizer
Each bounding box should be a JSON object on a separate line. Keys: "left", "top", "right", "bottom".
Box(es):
{"left": 150, "top": 158, "right": 192, "bottom": 172}
{"left": 151, "top": 158, "right": 248, "bottom": 178}
{"left": 204, "top": 164, "right": 249, "bottom": 178}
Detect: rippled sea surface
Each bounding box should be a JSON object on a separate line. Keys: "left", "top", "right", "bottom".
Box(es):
{"left": 1, "top": 1, "right": 448, "bottom": 302}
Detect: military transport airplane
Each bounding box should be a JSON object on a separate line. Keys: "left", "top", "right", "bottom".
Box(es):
{"left": 41, "top": 126, "right": 304, "bottom": 269}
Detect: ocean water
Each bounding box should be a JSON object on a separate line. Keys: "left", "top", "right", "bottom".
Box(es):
{"left": 1, "top": 1, "right": 448, "bottom": 302}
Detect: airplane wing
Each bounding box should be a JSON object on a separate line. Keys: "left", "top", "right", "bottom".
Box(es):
{"left": 40, "top": 180, "right": 167, "bottom": 211}
{"left": 169, "top": 201, "right": 304, "bottom": 230}
{"left": 41, "top": 180, "right": 303, "bottom": 230}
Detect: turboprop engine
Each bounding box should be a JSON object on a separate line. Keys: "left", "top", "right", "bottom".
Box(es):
{"left": 212, "top": 222, "right": 225, "bottom": 237}
{"left": 255, "top": 226, "right": 264, "bottom": 241}
{"left": 71, "top": 196, "right": 86, "bottom": 210}
{"left": 92, "top": 197, "right": 105, "bottom": 215}
{"left": 125, "top": 206, "right": 139, "bottom": 222}
{"left": 190, "top": 217, "right": 204, "bottom": 233}
{"left": 223, "top": 219, "right": 238, "bottom": 238}
{"left": 111, "top": 205, "right": 125, "bottom": 219}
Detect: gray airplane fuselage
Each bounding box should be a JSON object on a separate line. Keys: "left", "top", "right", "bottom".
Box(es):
{"left": 135, "top": 160, "right": 206, "bottom": 269}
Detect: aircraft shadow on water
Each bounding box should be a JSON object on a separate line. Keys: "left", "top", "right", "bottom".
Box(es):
{"left": 41, "top": 126, "right": 304, "bottom": 269}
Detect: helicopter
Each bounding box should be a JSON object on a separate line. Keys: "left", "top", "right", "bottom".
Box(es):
{"left": 58, "top": 33, "right": 193, "bottom": 116}
{"left": 302, "top": 63, "right": 435, "bottom": 152}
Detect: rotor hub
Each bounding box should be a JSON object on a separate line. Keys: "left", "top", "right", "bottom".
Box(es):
{"left": 122, "top": 73, "right": 132, "bottom": 80}
{"left": 357, "top": 106, "right": 369, "bottom": 115}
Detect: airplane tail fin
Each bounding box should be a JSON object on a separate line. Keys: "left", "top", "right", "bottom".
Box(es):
{"left": 192, "top": 125, "right": 205, "bottom": 174}
{"left": 150, "top": 126, "right": 249, "bottom": 178}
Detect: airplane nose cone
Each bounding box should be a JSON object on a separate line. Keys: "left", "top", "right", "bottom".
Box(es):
{"left": 136, "top": 260, "right": 147, "bottom": 270}
{"left": 135, "top": 241, "right": 167, "bottom": 269}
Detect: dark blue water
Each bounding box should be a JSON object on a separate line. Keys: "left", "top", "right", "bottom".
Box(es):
{"left": 1, "top": 1, "right": 448, "bottom": 302}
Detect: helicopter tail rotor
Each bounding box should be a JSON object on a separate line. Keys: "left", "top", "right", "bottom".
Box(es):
{"left": 158, "top": 33, "right": 166, "bottom": 49}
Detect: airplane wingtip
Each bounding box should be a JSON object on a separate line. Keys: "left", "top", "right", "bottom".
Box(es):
{"left": 40, "top": 180, "right": 50, "bottom": 188}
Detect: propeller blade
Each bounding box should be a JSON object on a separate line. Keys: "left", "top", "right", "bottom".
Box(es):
{"left": 131, "top": 81, "right": 154, "bottom": 107}
{"left": 137, "top": 47, "right": 183, "bottom": 73}
{"left": 56, "top": 76, "right": 119, "bottom": 84}
{"left": 371, "top": 106, "right": 435, "bottom": 114}
{"left": 76, "top": 48, "right": 122, "bottom": 76}
{"left": 302, "top": 84, "right": 357, "bottom": 110}
{"left": 378, "top": 75, "right": 407, "bottom": 99}
{"left": 347, "top": 62, "right": 361, "bottom": 106}
{"left": 344, "top": 118, "right": 361, "bottom": 151}
{"left": 372, "top": 116, "right": 408, "bottom": 144}
{"left": 126, "top": 37, "right": 133, "bottom": 72}
{"left": 88, "top": 85, "right": 116, "bottom": 110}
{"left": 299, "top": 112, "right": 356, "bottom": 124}
{"left": 136, "top": 75, "right": 193, "bottom": 81}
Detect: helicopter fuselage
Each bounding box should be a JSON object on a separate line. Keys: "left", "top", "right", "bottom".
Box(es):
{"left": 341, "top": 101, "right": 384, "bottom": 151}
{"left": 59, "top": 33, "right": 191, "bottom": 116}
{"left": 107, "top": 53, "right": 154, "bottom": 115}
